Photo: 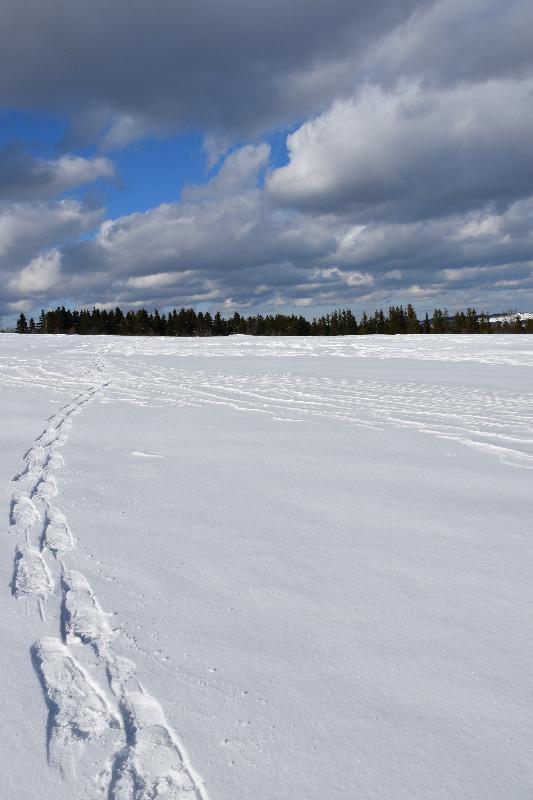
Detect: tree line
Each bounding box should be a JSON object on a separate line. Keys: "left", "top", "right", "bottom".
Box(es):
{"left": 14, "top": 304, "right": 533, "bottom": 336}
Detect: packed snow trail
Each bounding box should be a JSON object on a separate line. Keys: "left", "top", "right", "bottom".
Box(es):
{"left": 6, "top": 352, "right": 209, "bottom": 799}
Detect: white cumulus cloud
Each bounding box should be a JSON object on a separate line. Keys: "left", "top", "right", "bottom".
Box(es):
{"left": 9, "top": 249, "right": 62, "bottom": 294}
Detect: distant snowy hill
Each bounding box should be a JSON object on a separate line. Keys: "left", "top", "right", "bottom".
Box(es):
{"left": 489, "top": 311, "right": 533, "bottom": 322}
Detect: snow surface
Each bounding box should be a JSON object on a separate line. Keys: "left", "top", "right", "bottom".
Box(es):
{"left": 1, "top": 333, "right": 532, "bottom": 799}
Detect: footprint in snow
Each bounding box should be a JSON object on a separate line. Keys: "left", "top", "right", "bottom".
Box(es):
{"left": 108, "top": 692, "right": 207, "bottom": 799}
{"left": 42, "top": 506, "right": 74, "bottom": 555}
{"left": 31, "top": 637, "right": 121, "bottom": 775}
{"left": 10, "top": 492, "right": 40, "bottom": 529}
{"left": 62, "top": 570, "right": 113, "bottom": 650}
{"left": 12, "top": 547, "right": 53, "bottom": 597}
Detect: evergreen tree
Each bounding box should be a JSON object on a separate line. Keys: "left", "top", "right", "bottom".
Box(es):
{"left": 19, "top": 303, "right": 533, "bottom": 338}
{"left": 431, "top": 308, "right": 448, "bottom": 333}
{"left": 16, "top": 313, "right": 28, "bottom": 333}
{"left": 406, "top": 304, "right": 420, "bottom": 334}
{"left": 37, "top": 309, "right": 47, "bottom": 333}
{"left": 358, "top": 311, "right": 369, "bottom": 334}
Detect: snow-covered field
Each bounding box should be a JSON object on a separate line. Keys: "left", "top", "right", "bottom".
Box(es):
{"left": 1, "top": 333, "right": 532, "bottom": 800}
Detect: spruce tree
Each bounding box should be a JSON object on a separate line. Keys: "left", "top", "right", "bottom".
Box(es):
{"left": 16, "top": 313, "right": 29, "bottom": 333}
{"left": 37, "top": 309, "right": 47, "bottom": 333}
{"left": 406, "top": 304, "right": 420, "bottom": 333}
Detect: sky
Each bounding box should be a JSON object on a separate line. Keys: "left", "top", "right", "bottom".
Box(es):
{"left": 1, "top": 0, "right": 533, "bottom": 323}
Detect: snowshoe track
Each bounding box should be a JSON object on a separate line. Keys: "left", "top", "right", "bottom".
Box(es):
{"left": 31, "top": 636, "right": 121, "bottom": 775}
{"left": 10, "top": 491, "right": 40, "bottom": 529}
{"left": 62, "top": 569, "right": 114, "bottom": 650}
{"left": 109, "top": 692, "right": 207, "bottom": 800}
{"left": 6, "top": 354, "right": 209, "bottom": 798}
{"left": 12, "top": 546, "right": 53, "bottom": 598}
{"left": 42, "top": 505, "right": 74, "bottom": 555}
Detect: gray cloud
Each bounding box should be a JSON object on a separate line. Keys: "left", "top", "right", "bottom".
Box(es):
{"left": 0, "top": 0, "right": 426, "bottom": 144}
{"left": 0, "top": 199, "right": 103, "bottom": 263}
{"left": 4, "top": 150, "right": 533, "bottom": 317}
{"left": 267, "top": 76, "right": 533, "bottom": 221}
{"left": 0, "top": 199, "right": 104, "bottom": 311}
{"left": 2, "top": 0, "right": 533, "bottom": 318}
{"left": 370, "top": 0, "right": 533, "bottom": 88}
{"left": 0, "top": 144, "right": 114, "bottom": 201}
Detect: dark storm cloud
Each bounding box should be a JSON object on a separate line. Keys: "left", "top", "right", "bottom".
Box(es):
{"left": 0, "top": 0, "right": 427, "bottom": 143}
